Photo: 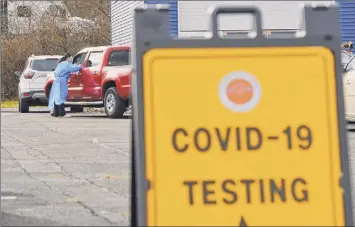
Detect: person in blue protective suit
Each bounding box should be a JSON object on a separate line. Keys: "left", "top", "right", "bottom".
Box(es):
{"left": 48, "top": 53, "right": 82, "bottom": 117}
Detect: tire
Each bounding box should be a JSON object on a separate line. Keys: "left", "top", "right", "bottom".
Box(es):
{"left": 104, "top": 87, "right": 126, "bottom": 118}
{"left": 19, "top": 98, "right": 29, "bottom": 113}
{"left": 70, "top": 106, "right": 84, "bottom": 113}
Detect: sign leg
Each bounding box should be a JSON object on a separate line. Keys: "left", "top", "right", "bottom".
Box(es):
{"left": 130, "top": 119, "right": 137, "bottom": 227}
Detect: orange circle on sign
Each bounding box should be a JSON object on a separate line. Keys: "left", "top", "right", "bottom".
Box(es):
{"left": 226, "top": 79, "right": 253, "bottom": 104}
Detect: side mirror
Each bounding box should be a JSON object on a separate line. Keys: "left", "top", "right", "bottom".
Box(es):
{"left": 14, "top": 71, "right": 22, "bottom": 77}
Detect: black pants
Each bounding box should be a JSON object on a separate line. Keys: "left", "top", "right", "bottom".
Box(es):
{"left": 53, "top": 103, "right": 65, "bottom": 117}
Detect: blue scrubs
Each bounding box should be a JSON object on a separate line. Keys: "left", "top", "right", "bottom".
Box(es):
{"left": 48, "top": 61, "right": 82, "bottom": 110}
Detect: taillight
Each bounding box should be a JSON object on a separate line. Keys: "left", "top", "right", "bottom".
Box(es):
{"left": 24, "top": 71, "right": 35, "bottom": 79}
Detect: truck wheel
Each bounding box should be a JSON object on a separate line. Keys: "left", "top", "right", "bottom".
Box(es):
{"left": 19, "top": 98, "right": 29, "bottom": 113}
{"left": 104, "top": 87, "right": 126, "bottom": 118}
{"left": 70, "top": 106, "right": 84, "bottom": 113}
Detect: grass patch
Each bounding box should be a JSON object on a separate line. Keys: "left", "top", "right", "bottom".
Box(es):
{"left": 1, "top": 100, "right": 44, "bottom": 109}
{"left": 1, "top": 100, "right": 18, "bottom": 108}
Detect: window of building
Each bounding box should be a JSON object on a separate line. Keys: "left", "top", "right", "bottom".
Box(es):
{"left": 0, "top": 1, "right": 8, "bottom": 34}
{"left": 48, "top": 5, "right": 67, "bottom": 18}
{"left": 17, "top": 5, "right": 31, "bottom": 17}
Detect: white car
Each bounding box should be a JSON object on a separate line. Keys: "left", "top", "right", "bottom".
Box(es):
{"left": 15, "top": 55, "right": 61, "bottom": 113}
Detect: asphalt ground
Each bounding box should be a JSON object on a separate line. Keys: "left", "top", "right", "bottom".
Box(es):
{"left": 1, "top": 107, "right": 131, "bottom": 226}
{"left": 2, "top": 107, "right": 355, "bottom": 225}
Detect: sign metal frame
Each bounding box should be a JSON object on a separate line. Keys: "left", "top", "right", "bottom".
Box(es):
{"left": 130, "top": 4, "right": 353, "bottom": 226}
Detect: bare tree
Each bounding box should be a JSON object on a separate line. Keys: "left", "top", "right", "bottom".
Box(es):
{"left": 1, "top": 0, "right": 110, "bottom": 100}
{"left": 64, "top": 0, "right": 110, "bottom": 43}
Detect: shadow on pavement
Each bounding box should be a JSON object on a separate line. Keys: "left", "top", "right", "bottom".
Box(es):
{"left": 1, "top": 191, "right": 60, "bottom": 226}
{"left": 0, "top": 110, "right": 49, "bottom": 114}
{"left": 70, "top": 115, "right": 131, "bottom": 119}
{"left": 69, "top": 115, "right": 110, "bottom": 119}
{"left": 1, "top": 191, "right": 33, "bottom": 198}
{"left": 1, "top": 212, "right": 66, "bottom": 226}
{"left": 29, "top": 111, "right": 50, "bottom": 114}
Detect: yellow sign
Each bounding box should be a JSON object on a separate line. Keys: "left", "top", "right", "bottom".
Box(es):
{"left": 142, "top": 47, "right": 344, "bottom": 226}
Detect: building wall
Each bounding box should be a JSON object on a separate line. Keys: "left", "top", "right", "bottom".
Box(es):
{"left": 110, "top": 0, "right": 144, "bottom": 45}
{"left": 178, "top": 1, "right": 333, "bottom": 37}
{"left": 144, "top": 0, "right": 178, "bottom": 37}
{"left": 338, "top": 0, "right": 355, "bottom": 45}
{"left": 110, "top": 0, "right": 178, "bottom": 45}
{"left": 110, "top": 0, "right": 354, "bottom": 46}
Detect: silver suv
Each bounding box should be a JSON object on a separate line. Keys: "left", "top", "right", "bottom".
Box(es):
{"left": 15, "top": 55, "right": 61, "bottom": 113}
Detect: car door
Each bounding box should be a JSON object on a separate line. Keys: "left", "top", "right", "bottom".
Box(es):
{"left": 343, "top": 56, "right": 355, "bottom": 120}
{"left": 79, "top": 51, "right": 104, "bottom": 99}
{"left": 67, "top": 52, "right": 87, "bottom": 99}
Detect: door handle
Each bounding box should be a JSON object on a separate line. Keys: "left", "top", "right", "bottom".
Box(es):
{"left": 346, "top": 81, "right": 350, "bottom": 85}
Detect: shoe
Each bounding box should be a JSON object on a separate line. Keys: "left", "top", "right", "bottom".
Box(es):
{"left": 54, "top": 104, "right": 60, "bottom": 117}
{"left": 50, "top": 109, "right": 58, "bottom": 117}
{"left": 58, "top": 104, "right": 66, "bottom": 117}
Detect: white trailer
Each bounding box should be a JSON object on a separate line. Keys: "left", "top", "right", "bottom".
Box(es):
{"left": 178, "top": 1, "right": 334, "bottom": 37}
{"left": 1, "top": 0, "right": 96, "bottom": 35}
{"left": 110, "top": 0, "right": 334, "bottom": 44}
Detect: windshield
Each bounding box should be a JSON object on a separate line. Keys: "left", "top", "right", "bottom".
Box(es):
{"left": 31, "top": 59, "right": 59, "bottom": 71}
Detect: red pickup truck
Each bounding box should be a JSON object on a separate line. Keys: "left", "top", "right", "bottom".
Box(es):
{"left": 44, "top": 46, "right": 131, "bottom": 118}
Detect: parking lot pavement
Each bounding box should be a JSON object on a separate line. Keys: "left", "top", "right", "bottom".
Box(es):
{"left": 1, "top": 108, "right": 131, "bottom": 226}
{"left": 3, "top": 107, "right": 355, "bottom": 226}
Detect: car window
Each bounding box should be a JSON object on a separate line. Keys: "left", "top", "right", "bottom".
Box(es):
{"left": 87, "top": 51, "right": 104, "bottom": 68}
{"left": 345, "top": 55, "right": 355, "bottom": 73}
{"left": 107, "top": 50, "right": 130, "bottom": 66}
{"left": 30, "top": 59, "right": 59, "bottom": 71}
{"left": 73, "top": 53, "right": 87, "bottom": 65}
